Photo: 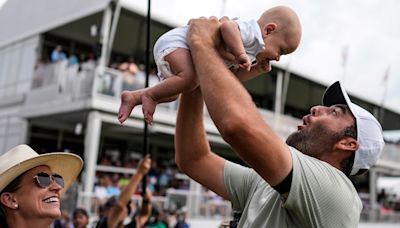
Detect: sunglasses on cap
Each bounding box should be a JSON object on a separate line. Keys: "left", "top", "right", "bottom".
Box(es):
{"left": 33, "top": 172, "right": 64, "bottom": 188}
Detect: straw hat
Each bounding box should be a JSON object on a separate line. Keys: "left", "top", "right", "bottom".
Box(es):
{"left": 0, "top": 144, "right": 83, "bottom": 193}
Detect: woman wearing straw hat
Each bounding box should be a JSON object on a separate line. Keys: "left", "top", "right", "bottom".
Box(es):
{"left": 0, "top": 144, "right": 83, "bottom": 228}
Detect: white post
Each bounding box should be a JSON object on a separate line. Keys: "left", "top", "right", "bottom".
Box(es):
{"left": 93, "top": 5, "right": 113, "bottom": 97}
{"left": 82, "top": 111, "right": 102, "bottom": 212}
{"left": 99, "top": 5, "right": 112, "bottom": 70}
{"left": 369, "top": 168, "right": 378, "bottom": 222}
{"left": 187, "top": 179, "right": 202, "bottom": 218}
{"left": 107, "top": 0, "right": 121, "bottom": 64}
{"left": 274, "top": 71, "right": 283, "bottom": 131}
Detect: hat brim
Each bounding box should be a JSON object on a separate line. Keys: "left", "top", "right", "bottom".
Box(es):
{"left": 323, "top": 81, "right": 360, "bottom": 175}
{"left": 323, "top": 81, "right": 351, "bottom": 107}
{"left": 0, "top": 153, "right": 83, "bottom": 194}
{"left": 323, "top": 81, "right": 360, "bottom": 126}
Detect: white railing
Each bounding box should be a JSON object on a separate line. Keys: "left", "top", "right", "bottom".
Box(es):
{"left": 76, "top": 188, "right": 232, "bottom": 221}
{"left": 31, "top": 61, "right": 180, "bottom": 112}
{"left": 379, "top": 144, "right": 400, "bottom": 164}
{"left": 32, "top": 60, "right": 95, "bottom": 100}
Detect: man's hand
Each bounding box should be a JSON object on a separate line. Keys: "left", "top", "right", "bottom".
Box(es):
{"left": 187, "top": 16, "right": 223, "bottom": 50}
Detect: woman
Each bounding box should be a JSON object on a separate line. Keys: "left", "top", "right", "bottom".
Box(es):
{"left": 0, "top": 144, "right": 83, "bottom": 228}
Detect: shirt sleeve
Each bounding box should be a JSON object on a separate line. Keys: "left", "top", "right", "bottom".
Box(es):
{"left": 223, "top": 160, "right": 260, "bottom": 212}
{"left": 232, "top": 18, "right": 265, "bottom": 60}
{"left": 284, "top": 148, "right": 362, "bottom": 227}
{"left": 232, "top": 18, "right": 254, "bottom": 48}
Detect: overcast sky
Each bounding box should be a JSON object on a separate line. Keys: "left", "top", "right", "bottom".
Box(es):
{"left": 126, "top": 0, "right": 400, "bottom": 113}
{"left": 1, "top": 0, "right": 399, "bottom": 113}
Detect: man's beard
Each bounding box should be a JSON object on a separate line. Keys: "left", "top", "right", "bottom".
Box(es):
{"left": 286, "top": 122, "right": 342, "bottom": 159}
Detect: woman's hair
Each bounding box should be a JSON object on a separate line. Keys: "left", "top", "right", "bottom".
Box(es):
{"left": 0, "top": 172, "right": 25, "bottom": 228}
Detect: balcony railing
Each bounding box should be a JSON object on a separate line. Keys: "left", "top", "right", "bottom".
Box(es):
{"left": 30, "top": 60, "right": 400, "bottom": 166}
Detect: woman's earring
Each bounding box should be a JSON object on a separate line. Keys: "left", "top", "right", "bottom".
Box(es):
{"left": 14, "top": 204, "right": 18, "bottom": 209}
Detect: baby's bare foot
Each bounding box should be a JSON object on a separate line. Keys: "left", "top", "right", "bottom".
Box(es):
{"left": 141, "top": 94, "right": 157, "bottom": 125}
{"left": 118, "top": 90, "right": 143, "bottom": 123}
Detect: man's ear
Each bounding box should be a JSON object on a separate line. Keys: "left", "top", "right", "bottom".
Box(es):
{"left": 0, "top": 192, "right": 17, "bottom": 209}
{"left": 335, "top": 136, "right": 359, "bottom": 152}
{"left": 263, "top": 23, "right": 277, "bottom": 36}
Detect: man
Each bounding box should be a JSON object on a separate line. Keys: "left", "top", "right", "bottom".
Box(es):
{"left": 174, "top": 17, "right": 384, "bottom": 227}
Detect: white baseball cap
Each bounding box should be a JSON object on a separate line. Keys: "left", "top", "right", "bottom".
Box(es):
{"left": 323, "top": 81, "right": 385, "bottom": 176}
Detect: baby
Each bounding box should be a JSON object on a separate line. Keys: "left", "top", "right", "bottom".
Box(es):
{"left": 118, "top": 6, "right": 302, "bottom": 124}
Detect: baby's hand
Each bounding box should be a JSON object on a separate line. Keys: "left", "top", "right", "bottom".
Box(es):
{"left": 237, "top": 53, "right": 251, "bottom": 71}
{"left": 253, "top": 60, "right": 272, "bottom": 73}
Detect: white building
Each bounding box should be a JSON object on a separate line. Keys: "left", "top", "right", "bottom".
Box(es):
{"left": 0, "top": 0, "right": 399, "bottom": 223}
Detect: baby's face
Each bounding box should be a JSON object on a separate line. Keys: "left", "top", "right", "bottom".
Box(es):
{"left": 256, "top": 31, "right": 299, "bottom": 69}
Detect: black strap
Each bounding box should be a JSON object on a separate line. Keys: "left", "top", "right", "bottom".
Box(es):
{"left": 272, "top": 169, "right": 293, "bottom": 194}
{"left": 229, "top": 211, "right": 242, "bottom": 228}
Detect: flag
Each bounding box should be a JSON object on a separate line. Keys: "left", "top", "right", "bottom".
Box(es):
{"left": 381, "top": 66, "right": 390, "bottom": 86}
{"left": 341, "top": 46, "right": 349, "bottom": 68}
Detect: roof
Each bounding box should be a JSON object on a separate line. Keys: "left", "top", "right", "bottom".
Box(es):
{"left": 0, "top": 0, "right": 183, "bottom": 49}
{"left": 0, "top": 0, "right": 110, "bottom": 48}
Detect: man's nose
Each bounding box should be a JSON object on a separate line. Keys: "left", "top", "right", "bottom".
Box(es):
{"left": 310, "top": 105, "right": 326, "bottom": 116}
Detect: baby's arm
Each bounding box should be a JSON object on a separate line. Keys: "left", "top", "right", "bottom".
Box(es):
{"left": 234, "top": 60, "right": 271, "bottom": 81}
{"left": 220, "top": 20, "right": 251, "bottom": 71}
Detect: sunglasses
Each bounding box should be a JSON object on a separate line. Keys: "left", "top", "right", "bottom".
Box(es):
{"left": 33, "top": 172, "right": 64, "bottom": 188}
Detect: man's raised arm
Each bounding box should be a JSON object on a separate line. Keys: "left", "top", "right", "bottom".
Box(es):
{"left": 187, "top": 17, "right": 292, "bottom": 186}
{"left": 175, "top": 88, "right": 229, "bottom": 199}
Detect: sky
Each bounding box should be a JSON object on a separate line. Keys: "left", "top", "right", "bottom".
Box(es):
{"left": 126, "top": 0, "right": 400, "bottom": 113}
{"left": 0, "top": 0, "right": 399, "bottom": 113}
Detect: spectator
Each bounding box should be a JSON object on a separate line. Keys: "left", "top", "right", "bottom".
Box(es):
{"left": 68, "top": 53, "right": 79, "bottom": 66}
{"left": 174, "top": 210, "right": 189, "bottom": 228}
{"left": 119, "top": 58, "right": 138, "bottom": 91}
{"left": 72, "top": 208, "right": 89, "bottom": 228}
{"left": 94, "top": 174, "right": 112, "bottom": 203}
{"left": 117, "top": 57, "right": 139, "bottom": 74}
{"left": 145, "top": 206, "right": 168, "bottom": 228}
{"left": 51, "top": 45, "right": 67, "bottom": 62}
{"left": 0, "top": 144, "right": 83, "bottom": 228}
{"left": 96, "top": 155, "right": 152, "bottom": 228}
{"left": 53, "top": 209, "right": 73, "bottom": 228}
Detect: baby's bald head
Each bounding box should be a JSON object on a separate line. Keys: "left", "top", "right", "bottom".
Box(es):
{"left": 258, "top": 6, "right": 302, "bottom": 53}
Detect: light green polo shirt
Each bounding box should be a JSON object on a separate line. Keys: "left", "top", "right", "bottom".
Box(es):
{"left": 224, "top": 147, "right": 362, "bottom": 228}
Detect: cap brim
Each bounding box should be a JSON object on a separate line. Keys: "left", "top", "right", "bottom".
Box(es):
{"left": 323, "top": 81, "right": 360, "bottom": 175}
{"left": 323, "top": 81, "right": 358, "bottom": 131}
{"left": 323, "top": 81, "right": 350, "bottom": 107}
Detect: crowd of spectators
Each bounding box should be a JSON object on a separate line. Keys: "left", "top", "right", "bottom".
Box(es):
{"left": 94, "top": 154, "right": 189, "bottom": 200}
{"left": 51, "top": 151, "right": 193, "bottom": 228}
{"left": 32, "top": 45, "right": 221, "bottom": 227}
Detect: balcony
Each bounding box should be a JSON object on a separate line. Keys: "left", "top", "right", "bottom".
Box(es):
{"left": 24, "top": 59, "right": 400, "bottom": 167}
